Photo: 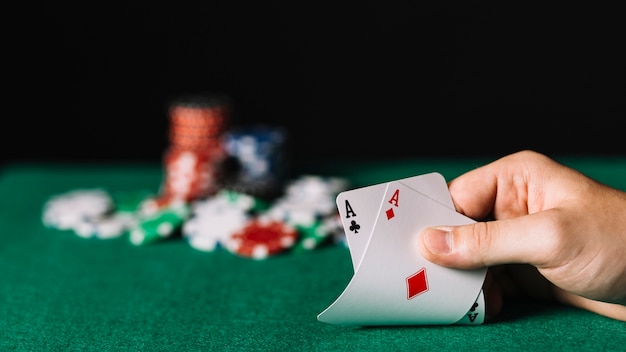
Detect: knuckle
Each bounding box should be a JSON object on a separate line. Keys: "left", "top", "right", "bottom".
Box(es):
{"left": 472, "top": 222, "right": 494, "bottom": 266}
{"left": 458, "top": 222, "right": 493, "bottom": 267}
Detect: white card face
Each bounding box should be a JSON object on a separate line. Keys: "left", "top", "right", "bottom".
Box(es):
{"left": 335, "top": 183, "right": 387, "bottom": 269}
{"left": 318, "top": 181, "right": 487, "bottom": 326}
{"left": 336, "top": 172, "right": 454, "bottom": 271}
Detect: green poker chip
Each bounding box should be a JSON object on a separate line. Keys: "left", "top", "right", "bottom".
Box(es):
{"left": 292, "top": 219, "right": 333, "bottom": 252}
{"left": 129, "top": 204, "right": 190, "bottom": 246}
{"left": 216, "top": 189, "right": 270, "bottom": 214}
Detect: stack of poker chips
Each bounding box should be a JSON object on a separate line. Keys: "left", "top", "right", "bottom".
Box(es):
{"left": 142, "top": 94, "right": 231, "bottom": 214}
{"left": 220, "top": 125, "right": 289, "bottom": 200}
{"left": 129, "top": 93, "right": 232, "bottom": 245}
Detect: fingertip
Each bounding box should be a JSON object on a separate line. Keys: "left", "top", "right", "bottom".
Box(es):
{"left": 419, "top": 225, "right": 487, "bottom": 269}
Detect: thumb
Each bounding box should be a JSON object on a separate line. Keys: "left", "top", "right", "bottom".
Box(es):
{"left": 417, "top": 214, "right": 553, "bottom": 269}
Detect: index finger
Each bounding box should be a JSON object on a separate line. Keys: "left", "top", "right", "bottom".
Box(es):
{"left": 448, "top": 151, "right": 538, "bottom": 220}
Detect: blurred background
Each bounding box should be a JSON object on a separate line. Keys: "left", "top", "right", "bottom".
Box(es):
{"left": 3, "top": 3, "right": 624, "bottom": 165}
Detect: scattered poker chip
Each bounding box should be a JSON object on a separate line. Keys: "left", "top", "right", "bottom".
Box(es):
{"left": 265, "top": 196, "right": 334, "bottom": 226}
{"left": 264, "top": 175, "right": 349, "bottom": 227}
{"left": 223, "top": 217, "right": 298, "bottom": 259}
{"left": 129, "top": 204, "right": 190, "bottom": 246}
{"left": 184, "top": 209, "right": 248, "bottom": 251}
{"left": 284, "top": 175, "right": 350, "bottom": 201}
{"left": 182, "top": 190, "right": 261, "bottom": 251}
{"left": 74, "top": 212, "right": 138, "bottom": 239}
{"left": 292, "top": 219, "right": 333, "bottom": 251}
{"left": 214, "top": 189, "right": 270, "bottom": 213}
{"left": 291, "top": 210, "right": 346, "bottom": 251}
{"left": 69, "top": 190, "right": 154, "bottom": 240}
{"left": 42, "top": 189, "right": 113, "bottom": 231}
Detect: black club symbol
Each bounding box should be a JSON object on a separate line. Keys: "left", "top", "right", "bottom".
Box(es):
{"left": 349, "top": 220, "right": 361, "bottom": 234}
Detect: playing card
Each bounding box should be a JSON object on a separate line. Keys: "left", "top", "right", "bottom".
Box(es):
{"left": 454, "top": 288, "right": 485, "bottom": 325}
{"left": 336, "top": 172, "right": 454, "bottom": 271}
{"left": 318, "top": 181, "right": 487, "bottom": 326}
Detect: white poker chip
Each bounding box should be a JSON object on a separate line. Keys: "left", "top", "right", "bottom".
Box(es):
{"left": 183, "top": 194, "right": 251, "bottom": 251}
{"left": 264, "top": 175, "right": 348, "bottom": 227}
{"left": 42, "top": 189, "right": 113, "bottom": 231}
{"left": 74, "top": 212, "right": 138, "bottom": 239}
{"left": 269, "top": 197, "right": 336, "bottom": 224}
{"left": 284, "top": 175, "right": 349, "bottom": 200}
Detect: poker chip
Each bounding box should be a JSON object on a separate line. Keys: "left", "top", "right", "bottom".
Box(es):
{"left": 70, "top": 189, "right": 153, "bottom": 239}
{"left": 149, "top": 93, "right": 232, "bottom": 212}
{"left": 220, "top": 125, "right": 289, "bottom": 199}
{"left": 184, "top": 208, "right": 248, "bottom": 251}
{"left": 292, "top": 220, "right": 331, "bottom": 251}
{"left": 264, "top": 175, "right": 349, "bottom": 226}
{"left": 258, "top": 175, "right": 348, "bottom": 252}
{"left": 74, "top": 212, "right": 138, "bottom": 239}
{"left": 295, "top": 211, "right": 346, "bottom": 251}
{"left": 284, "top": 175, "right": 350, "bottom": 201}
{"left": 168, "top": 93, "right": 231, "bottom": 150}
{"left": 223, "top": 217, "right": 298, "bottom": 259}
{"left": 182, "top": 190, "right": 264, "bottom": 251}
{"left": 162, "top": 149, "right": 223, "bottom": 202}
{"left": 266, "top": 196, "right": 335, "bottom": 225}
{"left": 129, "top": 203, "right": 190, "bottom": 246}
{"left": 327, "top": 213, "right": 348, "bottom": 247}
{"left": 42, "top": 189, "right": 113, "bottom": 231}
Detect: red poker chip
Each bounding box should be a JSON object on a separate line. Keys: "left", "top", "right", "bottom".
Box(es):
{"left": 169, "top": 125, "right": 224, "bottom": 139}
{"left": 168, "top": 134, "right": 225, "bottom": 151}
{"left": 167, "top": 96, "right": 230, "bottom": 151}
{"left": 169, "top": 106, "right": 229, "bottom": 129}
{"left": 160, "top": 149, "right": 225, "bottom": 202}
{"left": 226, "top": 218, "right": 298, "bottom": 259}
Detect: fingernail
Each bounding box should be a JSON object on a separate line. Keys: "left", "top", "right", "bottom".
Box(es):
{"left": 423, "top": 227, "right": 452, "bottom": 254}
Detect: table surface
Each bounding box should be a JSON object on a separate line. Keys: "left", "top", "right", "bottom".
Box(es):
{"left": 2, "top": 156, "right": 625, "bottom": 351}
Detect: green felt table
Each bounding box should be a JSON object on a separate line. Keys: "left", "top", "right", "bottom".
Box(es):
{"left": 1, "top": 156, "right": 625, "bottom": 351}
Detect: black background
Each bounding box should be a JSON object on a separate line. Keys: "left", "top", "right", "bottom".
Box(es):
{"left": 4, "top": 3, "right": 625, "bottom": 166}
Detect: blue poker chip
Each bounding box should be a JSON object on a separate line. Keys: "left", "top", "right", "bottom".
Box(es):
{"left": 221, "top": 125, "right": 289, "bottom": 198}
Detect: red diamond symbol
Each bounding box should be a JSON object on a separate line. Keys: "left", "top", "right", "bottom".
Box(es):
{"left": 385, "top": 208, "right": 395, "bottom": 220}
{"left": 406, "top": 268, "right": 428, "bottom": 299}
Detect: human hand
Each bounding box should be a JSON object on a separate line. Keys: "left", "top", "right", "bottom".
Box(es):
{"left": 417, "top": 150, "right": 626, "bottom": 321}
